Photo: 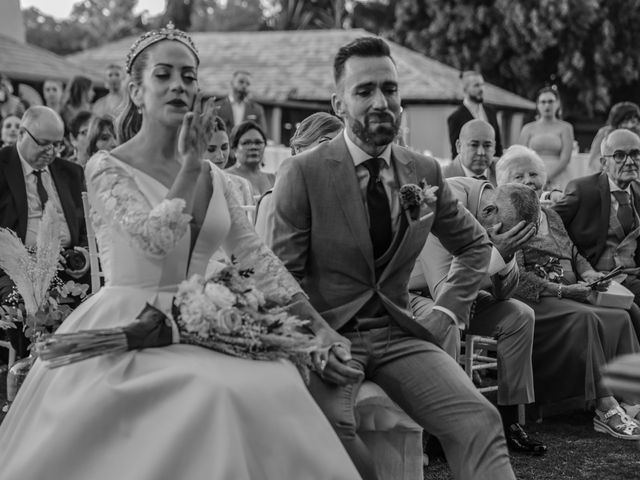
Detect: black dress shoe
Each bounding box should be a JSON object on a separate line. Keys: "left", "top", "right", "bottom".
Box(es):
{"left": 506, "top": 423, "right": 547, "bottom": 455}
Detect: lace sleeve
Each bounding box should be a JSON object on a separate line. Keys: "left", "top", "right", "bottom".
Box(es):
{"left": 215, "top": 167, "right": 303, "bottom": 303}
{"left": 85, "top": 153, "right": 191, "bottom": 257}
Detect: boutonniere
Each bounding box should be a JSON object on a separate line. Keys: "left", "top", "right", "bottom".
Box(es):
{"left": 399, "top": 180, "right": 439, "bottom": 221}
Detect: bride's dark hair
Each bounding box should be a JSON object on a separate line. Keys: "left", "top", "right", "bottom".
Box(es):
{"left": 116, "top": 50, "right": 148, "bottom": 144}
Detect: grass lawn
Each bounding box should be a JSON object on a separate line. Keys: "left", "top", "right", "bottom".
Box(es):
{"left": 425, "top": 409, "right": 640, "bottom": 479}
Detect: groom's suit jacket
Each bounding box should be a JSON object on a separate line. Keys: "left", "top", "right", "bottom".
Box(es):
{"left": 269, "top": 135, "right": 491, "bottom": 339}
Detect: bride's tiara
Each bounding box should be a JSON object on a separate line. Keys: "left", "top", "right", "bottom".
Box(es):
{"left": 126, "top": 22, "right": 199, "bottom": 74}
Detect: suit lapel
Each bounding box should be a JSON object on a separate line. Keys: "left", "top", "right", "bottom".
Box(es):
{"left": 4, "top": 147, "right": 28, "bottom": 240}
{"left": 49, "top": 160, "right": 78, "bottom": 244}
{"left": 327, "top": 136, "right": 374, "bottom": 273}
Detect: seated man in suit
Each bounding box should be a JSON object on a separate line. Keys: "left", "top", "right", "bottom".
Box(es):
{"left": 444, "top": 119, "right": 498, "bottom": 185}
{"left": 215, "top": 70, "right": 267, "bottom": 136}
{"left": 0, "top": 106, "right": 88, "bottom": 357}
{"left": 447, "top": 71, "right": 503, "bottom": 158}
{"left": 270, "top": 37, "right": 515, "bottom": 480}
{"left": 410, "top": 179, "right": 545, "bottom": 455}
{"left": 553, "top": 129, "right": 640, "bottom": 306}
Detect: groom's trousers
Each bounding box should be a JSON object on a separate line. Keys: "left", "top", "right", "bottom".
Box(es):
{"left": 308, "top": 319, "right": 515, "bottom": 480}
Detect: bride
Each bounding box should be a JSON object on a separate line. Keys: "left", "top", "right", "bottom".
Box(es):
{"left": 0, "top": 26, "right": 360, "bottom": 480}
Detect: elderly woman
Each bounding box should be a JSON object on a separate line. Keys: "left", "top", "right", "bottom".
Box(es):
{"left": 496, "top": 145, "right": 640, "bottom": 440}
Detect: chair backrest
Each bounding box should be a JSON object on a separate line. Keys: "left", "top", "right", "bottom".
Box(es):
{"left": 81, "top": 192, "right": 103, "bottom": 294}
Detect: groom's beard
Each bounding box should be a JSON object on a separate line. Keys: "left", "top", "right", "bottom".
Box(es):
{"left": 349, "top": 112, "right": 400, "bottom": 147}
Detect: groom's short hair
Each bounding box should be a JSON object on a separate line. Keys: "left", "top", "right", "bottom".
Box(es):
{"left": 333, "top": 37, "right": 394, "bottom": 87}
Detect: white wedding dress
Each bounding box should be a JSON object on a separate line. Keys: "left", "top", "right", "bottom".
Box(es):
{"left": 0, "top": 152, "right": 360, "bottom": 480}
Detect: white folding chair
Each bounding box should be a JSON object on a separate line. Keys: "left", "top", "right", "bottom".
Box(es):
{"left": 461, "top": 333, "right": 525, "bottom": 424}
{"left": 81, "top": 192, "right": 103, "bottom": 295}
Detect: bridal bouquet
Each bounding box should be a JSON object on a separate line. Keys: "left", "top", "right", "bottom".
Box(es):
{"left": 36, "top": 261, "right": 319, "bottom": 380}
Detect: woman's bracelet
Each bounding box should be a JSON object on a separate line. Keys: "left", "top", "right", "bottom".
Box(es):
{"left": 557, "top": 284, "right": 563, "bottom": 299}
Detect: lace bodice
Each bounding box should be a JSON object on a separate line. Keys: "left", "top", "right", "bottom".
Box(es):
{"left": 85, "top": 152, "right": 302, "bottom": 302}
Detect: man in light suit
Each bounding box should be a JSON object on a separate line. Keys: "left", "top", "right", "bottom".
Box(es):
{"left": 0, "top": 106, "right": 88, "bottom": 357}
{"left": 553, "top": 129, "right": 640, "bottom": 306}
{"left": 410, "top": 179, "right": 546, "bottom": 455}
{"left": 447, "top": 71, "right": 503, "bottom": 158}
{"left": 215, "top": 70, "right": 267, "bottom": 136}
{"left": 444, "top": 119, "right": 498, "bottom": 185}
{"left": 269, "top": 37, "right": 515, "bottom": 480}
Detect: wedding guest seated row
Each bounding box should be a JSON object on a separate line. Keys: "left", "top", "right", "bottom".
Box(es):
{"left": 409, "top": 178, "right": 546, "bottom": 455}
{"left": 225, "top": 120, "right": 274, "bottom": 197}
{"left": 0, "top": 106, "right": 89, "bottom": 358}
{"left": 495, "top": 145, "right": 640, "bottom": 440}
{"left": 553, "top": 129, "right": 640, "bottom": 310}
{"left": 588, "top": 102, "right": 640, "bottom": 173}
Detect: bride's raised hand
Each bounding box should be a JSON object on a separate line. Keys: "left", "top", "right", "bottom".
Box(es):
{"left": 178, "top": 92, "right": 217, "bottom": 169}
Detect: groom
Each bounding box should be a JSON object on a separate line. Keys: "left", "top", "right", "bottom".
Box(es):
{"left": 269, "top": 37, "right": 514, "bottom": 480}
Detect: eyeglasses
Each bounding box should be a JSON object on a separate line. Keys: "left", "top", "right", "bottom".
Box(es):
{"left": 239, "top": 139, "right": 265, "bottom": 148}
{"left": 603, "top": 149, "right": 640, "bottom": 164}
{"left": 23, "top": 127, "right": 64, "bottom": 152}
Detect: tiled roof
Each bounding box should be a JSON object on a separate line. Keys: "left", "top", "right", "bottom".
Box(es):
{"left": 67, "top": 29, "right": 535, "bottom": 110}
{"left": 0, "top": 34, "right": 102, "bottom": 84}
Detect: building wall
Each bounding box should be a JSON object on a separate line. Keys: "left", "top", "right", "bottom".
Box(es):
{"left": 404, "top": 104, "right": 457, "bottom": 160}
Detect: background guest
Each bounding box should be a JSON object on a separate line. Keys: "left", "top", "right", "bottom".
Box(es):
{"left": 226, "top": 120, "right": 274, "bottom": 196}
{"left": 256, "top": 112, "right": 343, "bottom": 241}
{"left": 554, "top": 129, "right": 640, "bottom": 308}
{"left": 518, "top": 86, "right": 574, "bottom": 190}
{"left": 496, "top": 145, "right": 640, "bottom": 439}
{"left": 215, "top": 70, "right": 267, "bottom": 135}
{"left": 61, "top": 76, "right": 94, "bottom": 129}
{"left": 92, "top": 64, "right": 126, "bottom": 119}
{"left": 447, "top": 70, "right": 503, "bottom": 158}
{"left": 42, "top": 79, "right": 64, "bottom": 116}
{"left": 289, "top": 112, "right": 343, "bottom": 155}
{"left": 0, "top": 106, "right": 88, "bottom": 358}
{"left": 444, "top": 118, "right": 497, "bottom": 184}
{"left": 588, "top": 102, "right": 640, "bottom": 173}
{"left": 86, "top": 115, "right": 117, "bottom": 158}
{"left": 0, "top": 75, "right": 25, "bottom": 120}
{"left": 1, "top": 114, "right": 21, "bottom": 147}
{"left": 67, "top": 111, "right": 93, "bottom": 166}
{"left": 204, "top": 116, "right": 253, "bottom": 206}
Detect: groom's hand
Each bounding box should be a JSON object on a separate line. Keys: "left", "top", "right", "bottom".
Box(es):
{"left": 313, "top": 329, "right": 363, "bottom": 386}
{"left": 322, "top": 344, "right": 364, "bottom": 386}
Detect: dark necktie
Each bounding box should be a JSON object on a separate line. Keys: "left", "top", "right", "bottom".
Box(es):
{"left": 363, "top": 158, "right": 392, "bottom": 258}
{"left": 32, "top": 170, "right": 49, "bottom": 210}
{"left": 613, "top": 190, "right": 635, "bottom": 235}
{"left": 473, "top": 174, "right": 488, "bottom": 181}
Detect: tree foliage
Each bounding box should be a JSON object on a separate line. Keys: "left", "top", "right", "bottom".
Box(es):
{"left": 391, "top": 0, "right": 640, "bottom": 118}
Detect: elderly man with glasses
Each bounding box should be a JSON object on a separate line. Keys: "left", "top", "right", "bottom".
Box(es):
{"left": 0, "top": 106, "right": 89, "bottom": 358}
{"left": 554, "top": 129, "right": 640, "bottom": 308}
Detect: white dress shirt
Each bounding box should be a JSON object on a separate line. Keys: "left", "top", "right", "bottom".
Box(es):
{"left": 463, "top": 97, "right": 488, "bottom": 122}
{"left": 343, "top": 130, "right": 401, "bottom": 233}
{"left": 229, "top": 95, "right": 246, "bottom": 127}
{"left": 18, "top": 154, "right": 71, "bottom": 249}
{"left": 461, "top": 163, "right": 490, "bottom": 180}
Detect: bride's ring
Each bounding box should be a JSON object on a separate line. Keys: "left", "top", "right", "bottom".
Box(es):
{"left": 319, "top": 359, "right": 327, "bottom": 372}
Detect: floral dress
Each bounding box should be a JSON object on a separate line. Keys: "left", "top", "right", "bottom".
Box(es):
{"left": 0, "top": 152, "right": 360, "bottom": 480}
